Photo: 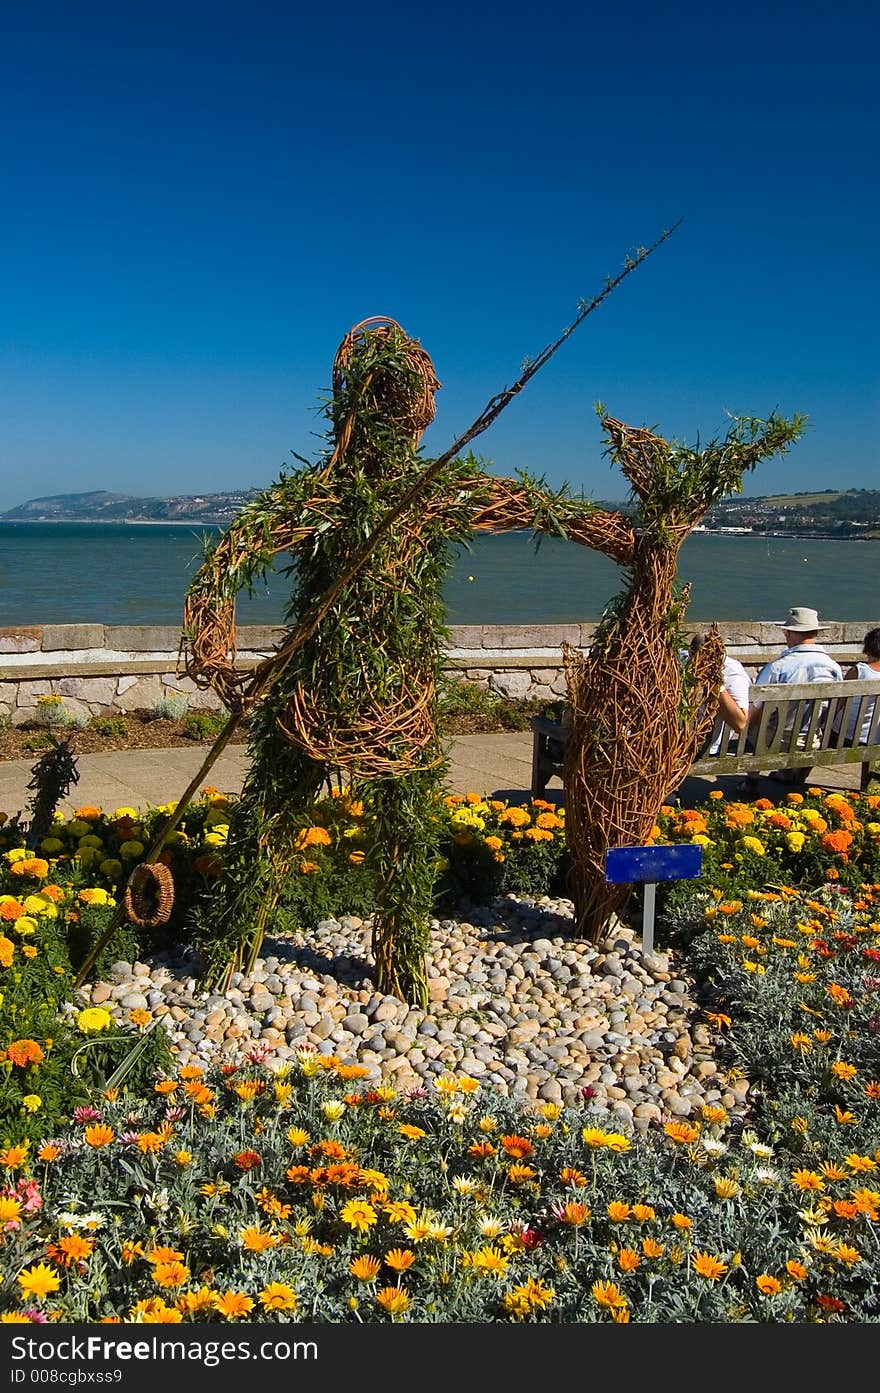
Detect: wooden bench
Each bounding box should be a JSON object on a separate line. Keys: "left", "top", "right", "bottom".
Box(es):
{"left": 530, "top": 676, "right": 880, "bottom": 796}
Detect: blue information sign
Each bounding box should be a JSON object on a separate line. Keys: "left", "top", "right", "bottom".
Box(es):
{"left": 604, "top": 844, "right": 702, "bottom": 956}
{"left": 604, "top": 844, "right": 703, "bottom": 884}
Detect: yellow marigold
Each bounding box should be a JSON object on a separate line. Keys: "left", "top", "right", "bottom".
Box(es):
{"left": 76, "top": 1007, "right": 113, "bottom": 1034}
{"left": 10, "top": 858, "right": 49, "bottom": 880}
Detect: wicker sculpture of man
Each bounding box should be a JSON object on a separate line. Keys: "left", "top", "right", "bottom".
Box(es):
{"left": 181, "top": 317, "right": 640, "bottom": 1005}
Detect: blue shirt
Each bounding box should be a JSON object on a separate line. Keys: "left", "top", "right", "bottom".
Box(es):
{"left": 755, "top": 643, "right": 843, "bottom": 686}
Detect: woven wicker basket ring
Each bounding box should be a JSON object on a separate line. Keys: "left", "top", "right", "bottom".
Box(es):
{"left": 124, "top": 861, "right": 175, "bottom": 928}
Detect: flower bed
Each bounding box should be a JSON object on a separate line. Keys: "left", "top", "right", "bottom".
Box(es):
{"left": 1, "top": 790, "right": 879, "bottom": 1321}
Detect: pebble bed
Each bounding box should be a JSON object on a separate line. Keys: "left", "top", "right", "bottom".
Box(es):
{"left": 77, "top": 894, "right": 748, "bottom": 1130}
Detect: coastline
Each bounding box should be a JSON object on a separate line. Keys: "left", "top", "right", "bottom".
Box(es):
{"left": 3, "top": 518, "right": 879, "bottom": 541}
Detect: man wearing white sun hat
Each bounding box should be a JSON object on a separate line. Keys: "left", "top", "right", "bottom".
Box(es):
{"left": 745, "top": 606, "right": 843, "bottom": 785}
{"left": 753, "top": 606, "right": 843, "bottom": 688}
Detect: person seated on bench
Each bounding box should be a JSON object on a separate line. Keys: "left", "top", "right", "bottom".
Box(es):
{"left": 686, "top": 633, "right": 750, "bottom": 753}
{"left": 839, "top": 627, "right": 880, "bottom": 744}
{"left": 747, "top": 605, "right": 843, "bottom": 784}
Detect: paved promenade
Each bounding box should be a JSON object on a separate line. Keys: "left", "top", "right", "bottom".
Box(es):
{"left": 0, "top": 732, "right": 863, "bottom": 820}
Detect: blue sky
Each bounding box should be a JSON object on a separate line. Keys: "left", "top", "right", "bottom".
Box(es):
{"left": 1, "top": 0, "right": 877, "bottom": 510}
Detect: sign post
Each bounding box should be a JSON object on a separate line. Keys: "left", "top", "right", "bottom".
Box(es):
{"left": 604, "top": 844, "right": 703, "bottom": 954}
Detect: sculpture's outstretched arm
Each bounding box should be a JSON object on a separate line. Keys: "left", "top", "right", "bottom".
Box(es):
{"left": 462, "top": 471, "right": 637, "bottom": 567}
{"left": 180, "top": 473, "right": 341, "bottom": 712}
{"left": 599, "top": 411, "right": 807, "bottom": 529}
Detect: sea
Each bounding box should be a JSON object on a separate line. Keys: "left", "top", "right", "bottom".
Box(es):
{"left": 1, "top": 521, "right": 878, "bottom": 628}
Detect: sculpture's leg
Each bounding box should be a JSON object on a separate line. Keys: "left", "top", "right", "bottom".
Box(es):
{"left": 197, "top": 697, "right": 326, "bottom": 989}
{"left": 366, "top": 766, "right": 440, "bottom": 1008}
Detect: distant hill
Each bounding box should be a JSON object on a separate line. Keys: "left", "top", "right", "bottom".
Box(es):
{"left": 4, "top": 484, "right": 879, "bottom": 536}
{"left": 0, "top": 489, "right": 263, "bottom": 524}
{"left": 706, "top": 488, "right": 880, "bottom": 537}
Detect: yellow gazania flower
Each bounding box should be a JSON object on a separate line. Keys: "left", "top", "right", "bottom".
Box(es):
{"left": 630, "top": 1204, "right": 655, "bottom": 1222}
{"left": 384, "top": 1248, "right": 416, "bottom": 1273}
{"left": 669, "top": 1213, "right": 692, "bottom": 1229}
{"left": 397, "top": 1124, "right": 426, "bottom": 1141}
{"left": 813, "top": 1158, "right": 846, "bottom": 1181}
{"left": 845, "top": 1154, "right": 878, "bottom": 1173}
{"left": 383, "top": 1201, "right": 417, "bottom": 1225}
{"left": 152, "top": 1262, "right": 190, "bottom": 1289}
{"left": 176, "top": 1287, "right": 219, "bottom": 1316}
{"left": 664, "top": 1121, "right": 700, "bottom": 1145}
{"left": 831, "top": 1061, "right": 858, "bottom": 1080}
{"left": 468, "top": 1246, "right": 509, "bottom": 1275}
{"left": 714, "top": 1177, "right": 740, "bottom": 1200}
{"left": 340, "top": 1199, "right": 377, "bottom": 1233}
{"left": 556, "top": 1201, "right": 591, "bottom": 1226}
{"left": 0, "top": 1196, "right": 22, "bottom": 1225}
{"left": 15, "top": 1270, "right": 60, "bottom": 1298}
{"left": 128, "top": 1299, "right": 182, "bottom": 1323}
{"left": 84, "top": 1124, "right": 114, "bottom": 1148}
{"left": 692, "top": 1251, "right": 727, "bottom": 1280}
{"left": 375, "top": 1287, "right": 411, "bottom": 1315}
{"left": 790, "top": 1169, "right": 825, "bottom": 1191}
{"left": 502, "top": 1279, "right": 556, "bottom": 1320}
{"left": 349, "top": 1256, "right": 381, "bottom": 1281}
{"left": 786, "top": 1260, "right": 809, "bottom": 1281}
{"left": 146, "top": 1246, "right": 184, "bottom": 1265}
{"left": 287, "top": 1127, "right": 310, "bottom": 1146}
{"left": 240, "top": 1226, "right": 279, "bottom": 1252}
{"left": 1, "top": 1145, "right": 30, "bottom": 1169}
{"left": 642, "top": 1239, "right": 664, "bottom": 1259}
{"left": 617, "top": 1248, "right": 641, "bottom": 1272}
{"left": 755, "top": 1274, "right": 782, "bottom": 1296}
{"left": 591, "top": 1280, "right": 627, "bottom": 1310}
{"left": 581, "top": 1127, "right": 611, "bottom": 1147}
{"left": 506, "top": 1164, "right": 536, "bottom": 1184}
{"left": 258, "top": 1282, "right": 297, "bottom": 1312}
{"left": 833, "top": 1243, "right": 862, "bottom": 1266}
{"left": 606, "top": 1202, "right": 631, "bottom": 1222}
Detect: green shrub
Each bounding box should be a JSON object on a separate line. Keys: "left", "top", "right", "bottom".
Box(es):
{"left": 91, "top": 714, "right": 129, "bottom": 739}
{"left": 22, "top": 732, "right": 53, "bottom": 752}
{"left": 181, "top": 710, "right": 227, "bottom": 742}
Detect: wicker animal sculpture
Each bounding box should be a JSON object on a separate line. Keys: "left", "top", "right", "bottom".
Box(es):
{"left": 561, "top": 410, "right": 804, "bottom": 941}
{"left": 181, "top": 318, "right": 647, "bottom": 1004}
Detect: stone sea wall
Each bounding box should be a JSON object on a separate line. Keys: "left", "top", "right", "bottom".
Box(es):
{"left": 0, "top": 620, "right": 876, "bottom": 724}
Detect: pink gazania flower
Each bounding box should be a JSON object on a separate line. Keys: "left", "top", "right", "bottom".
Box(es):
{"left": 73, "top": 1106, "right": 102, "bottom": 1124}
